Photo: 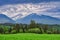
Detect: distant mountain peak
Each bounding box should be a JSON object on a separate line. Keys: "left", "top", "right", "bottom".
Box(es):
{"left": 0, "top": 14, "right": 6, "bottom": 16}
{"left": 16, "top": 13, "right": 60, "bottom": 24}
{"left": 29, "top": 13, "right": 37, "bottom": 16}
{"left": 0, "top": 14, "right": 15, "bottom": 24}
{"left": 27, "top": 13, "right": 40, "bottom": 17}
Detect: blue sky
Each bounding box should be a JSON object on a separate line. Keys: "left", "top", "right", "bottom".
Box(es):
{"left": 0, "top": 0, "right": 60, "bottom": 20}
{"left": 0, "top": 0, "right": 60, "bottom": 6}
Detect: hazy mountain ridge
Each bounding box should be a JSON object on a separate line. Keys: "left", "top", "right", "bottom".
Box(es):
{"left": 0, "top": 13, "right": 60, "bottom": 24}
{"left": 16, "top": 13, "right": 60, "bottom": 24}
{"left": 0, "top": 14, "right": 15, "bottom": 23}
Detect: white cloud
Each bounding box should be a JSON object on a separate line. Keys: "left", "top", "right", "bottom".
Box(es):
{"left": 0, "top": 1, "right": 60, "bottom": 20}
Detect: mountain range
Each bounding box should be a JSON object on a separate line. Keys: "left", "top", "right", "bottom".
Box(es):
{"left": 0, "top": 14, "right": 15, "bottom": 24}
{"left": 0, "top": 13, "right": 60, "bottom": 24}
{"left": 16, "top": 13, "right": 60, "bottom": 24}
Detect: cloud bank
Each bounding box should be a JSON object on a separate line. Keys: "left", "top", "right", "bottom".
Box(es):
{"left": 0, "top": 2, "right": 60, "bottom": 20}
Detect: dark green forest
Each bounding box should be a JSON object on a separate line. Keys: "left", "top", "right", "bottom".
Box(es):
{"left": 0, "top": 20, "right": 60, "bottom": 34}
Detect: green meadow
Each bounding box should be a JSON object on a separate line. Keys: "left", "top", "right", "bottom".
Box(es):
{"left": 0, "top": 33, "right": 60, "bottom": 40}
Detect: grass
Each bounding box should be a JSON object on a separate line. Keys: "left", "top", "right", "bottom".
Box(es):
{"left": 0, "top": 33, "right": 60, "bottom": 40}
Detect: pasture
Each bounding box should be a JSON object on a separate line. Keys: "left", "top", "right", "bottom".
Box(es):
{"left": 0, "top": 33, "right": 60, "bottom": 40}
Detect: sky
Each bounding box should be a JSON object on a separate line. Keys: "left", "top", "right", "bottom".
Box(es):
{"left": 0, "top": 0, "right": 60, "bottom": 20}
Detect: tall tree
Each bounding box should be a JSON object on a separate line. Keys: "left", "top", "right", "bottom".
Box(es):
{"left": 8, "top": 27, "right": 12, "bottom": 33}
{"left": 43, "top": 25, "right": 48, "bottom": 33}
{"left": 20, "top": 24, "right": 26, "bottom": 33}
{"left": 0, "top": 27, "right": 4, "bottom": 34}
{"left": 29, "top": 20, "right": 36, "bottom": 28}
{"left": 14, "top": 24, "right": 20, "bottom": 33}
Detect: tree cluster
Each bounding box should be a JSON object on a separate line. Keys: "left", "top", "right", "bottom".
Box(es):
{"left": 0, "top": 20, "right": 60, "bottom": 34}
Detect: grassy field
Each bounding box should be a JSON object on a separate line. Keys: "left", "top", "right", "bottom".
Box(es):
{"left": 0, "top": 33, "right": 60, "bottom": 40}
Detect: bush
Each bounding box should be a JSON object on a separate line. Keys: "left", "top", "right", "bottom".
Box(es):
{"left": 28, "top": 28, "right": 40, "bottom": 33}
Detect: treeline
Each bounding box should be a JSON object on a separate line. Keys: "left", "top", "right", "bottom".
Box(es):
{"left": 0, "top": 20, "right": 60, "bottom": 34}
